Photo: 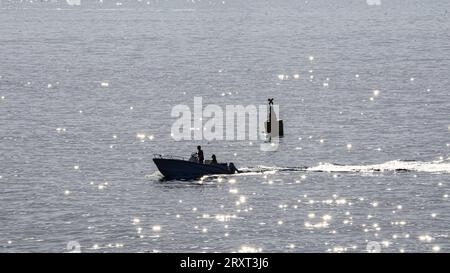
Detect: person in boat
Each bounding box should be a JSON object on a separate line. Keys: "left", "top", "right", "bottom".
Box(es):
{"left": 211, "top": 154, "right": 218, "bottom": 164}
{"left": 197, "top": 146, "right": 204, "bottom": 164}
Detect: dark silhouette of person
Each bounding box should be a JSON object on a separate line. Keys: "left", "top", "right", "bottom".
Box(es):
{"left": 197, "top": 146, "right": 204, "bottom": 164}
{"left": 211, "top": 154, "right": 218, "bottom": 164}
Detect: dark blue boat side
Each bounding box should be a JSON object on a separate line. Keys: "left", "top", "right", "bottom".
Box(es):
{"left": 153, "top": 155, "right": 238, "bottom": 179}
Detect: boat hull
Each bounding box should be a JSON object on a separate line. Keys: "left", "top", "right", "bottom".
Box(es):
{"left": 153, "top": 158, "right": 235, "bottom": 179}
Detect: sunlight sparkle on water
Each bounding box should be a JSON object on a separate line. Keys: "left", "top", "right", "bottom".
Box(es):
{"left": 238, "top": 246, "right": 262, "bottom": 253}
{"left": 152, "top": 225, "right": 161, "bottom": 232}
{"left": 215, "top": 214, "right": 234, "bottom": 222}
{"left": 418, "top": 235, "right": 433, "bottom": 242}
{"left": 56, "top": 127, "right": 66, "bottom": 133}
{"left": 136, "top": 133, "right": 146, "bottom": 141}
{"left": 304, "top": 221, "right": 329, "bottom": 229}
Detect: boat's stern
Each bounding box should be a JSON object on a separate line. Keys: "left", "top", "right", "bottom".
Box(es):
{"left": 228, "top": 162, "right": 239, "bottom": 174}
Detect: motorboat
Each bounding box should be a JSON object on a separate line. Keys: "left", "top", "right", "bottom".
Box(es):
{"left": 153, "top": 154, "right": 239, "bottom": 179}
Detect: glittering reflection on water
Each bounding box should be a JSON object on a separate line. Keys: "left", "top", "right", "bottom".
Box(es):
{"left": 94, "top": 169, "right": 445, "bottom": 253}
{"left": 1, "top": 0, "right": 450, "bottom": 253}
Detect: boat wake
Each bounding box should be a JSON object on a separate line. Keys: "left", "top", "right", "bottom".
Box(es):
{"left": 238, "top": 158, "right": 450, "bottom": 175}
{"left": 306, "top": 158, "right": 450, "bottom": 174}
{"left": 236, "top": 166, "right": 306, "bottom": 175}
{"left": 149, "top": 158, "right": 450, "bottom": 182}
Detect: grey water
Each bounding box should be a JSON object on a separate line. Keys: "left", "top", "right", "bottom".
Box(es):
{"left": 0, "top": 0, "right": 450, "bottom": 252}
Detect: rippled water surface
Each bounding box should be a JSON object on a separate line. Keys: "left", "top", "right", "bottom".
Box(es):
{"left": 1, "top": 0, "right": 450, "bottom": 252}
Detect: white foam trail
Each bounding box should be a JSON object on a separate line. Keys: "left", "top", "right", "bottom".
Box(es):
{"left": 239, "top": 165, "right": 283, "bottom": 172}
{"left": 236, "top": 165, "right": 304, "bottom": 176}
{"left": 233, "top": 169, "right": 278, "bottom": 176}
{"left": 307, "top": 159, "right": 450, "bottom": 174}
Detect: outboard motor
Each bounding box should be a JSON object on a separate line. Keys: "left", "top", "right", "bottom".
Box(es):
{"left": 229, "top": 163, "right": 239, "bottom": 173}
